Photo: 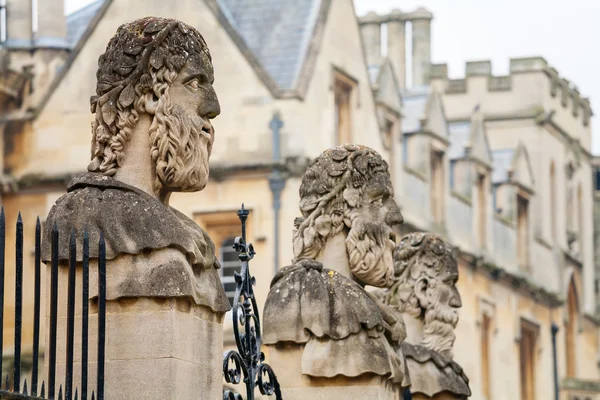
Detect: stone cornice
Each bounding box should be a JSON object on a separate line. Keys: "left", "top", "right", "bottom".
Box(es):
{"left": 4, "top": 157, "right": 312, "bottom": 194}
{"left": 562, "top": 377, "right": 600, "bottom": 393}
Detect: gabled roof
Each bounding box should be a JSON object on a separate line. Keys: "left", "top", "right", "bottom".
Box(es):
{"left": 468, "top": 109, "right": 493, "bottom": 166}
{"left": 66, "top": 0, "right": 105, "bottom": 49}
{"left": 217, "top": 0, "right": 321, "bottom": 91}
{"left": 511, "top": 142, "right": 535, "bottom": 190}
{"left": 448, "top": 109, "right": 492, "bottom": 166}
{"left": 401, "top": 86, "right": 448, "bottom": 140}
{"left": 491, "top": 143, "right": 534, "bottom": 191}
{"left": 370, "top": 58, "right": 401, "bottom": 113}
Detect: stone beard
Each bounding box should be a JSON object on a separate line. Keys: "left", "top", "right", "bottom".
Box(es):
{"left": 421, "top": 279, "right": 460, "bottom": 358}
{"left": 149, "top": 98, "right": 213, "bottom": 192}
{"left": 345, "top": 214, "right": 396, "bottom": 287}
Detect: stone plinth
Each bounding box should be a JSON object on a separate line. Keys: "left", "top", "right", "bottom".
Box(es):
{"left": 46, "top": 264, "right": 224, "bottom": 400}
{"left": 268, "top": 343, "right": 401, "bottom": 400}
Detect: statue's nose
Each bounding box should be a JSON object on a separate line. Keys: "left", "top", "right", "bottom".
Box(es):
{"left": 385, "top": 200, "right": 404, "bottom": 226}
{"left": 202, "top": 87, "right": 221, "bottom": 119}
{"left": 450, "top": 288, "right": 462, "bottom": 308}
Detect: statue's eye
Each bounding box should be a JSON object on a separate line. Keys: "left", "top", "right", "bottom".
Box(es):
{"left": 187, "top": 79, "right": 200, "bottom": 90}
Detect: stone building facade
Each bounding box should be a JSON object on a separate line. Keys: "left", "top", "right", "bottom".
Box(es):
{"left": 0, "top": 0, "right": 598, "bottom": 399}
{"left": 359, "top": 9, "right": 600, "bottom": 400}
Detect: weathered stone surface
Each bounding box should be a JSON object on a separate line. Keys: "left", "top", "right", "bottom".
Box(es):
{"left": 264, "top": 145, "right": 410, "bottom": 394}
{"left": 42, "top": 173, "right": 230, "bottom": 313}
{"left": 403, "top": 342, "right": 470, "bottom": 398}
{"left": 43, "top": 16, "right": 228, "bottom": 399}
{"left": 381, "top": 232, "right": 471, "bottom": 398}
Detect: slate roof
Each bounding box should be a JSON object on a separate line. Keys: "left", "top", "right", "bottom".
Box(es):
{"left": 66, "top": 0, "right": 105, "bottom": 49}
{"left": 65, "top": 0, "right": 322, "bottom": 91}
{"left": 447, "top": 121, "right": 471, "bottom": 160}
{"left": 401, "top": 86, "right": 430, "bottom": 134}
{"left": 217, "top": 0, "right": 321, "bottom": 90}
{"left": 491, "top": 149, "right": 515, "bottom": 184}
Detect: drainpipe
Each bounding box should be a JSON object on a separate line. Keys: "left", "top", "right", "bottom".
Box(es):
{"left": 268, "top": 111, "right": 285, "bottom": 275}
{"left": 551, "top": 323, "right": 559, "bottom": 400}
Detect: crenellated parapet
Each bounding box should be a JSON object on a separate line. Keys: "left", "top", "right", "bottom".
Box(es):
{"left": 430, "top": 57, "right": 593, "bottom": 130}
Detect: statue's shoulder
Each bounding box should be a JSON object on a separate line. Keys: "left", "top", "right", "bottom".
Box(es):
{"left": 42, "top": 173, "right": 218, "bottom": 271}
{"left": 264, "top": 259, "right": 385, "bottom": 344}
{"left": 402, "top": 342, "right": 471, "bottom": 397}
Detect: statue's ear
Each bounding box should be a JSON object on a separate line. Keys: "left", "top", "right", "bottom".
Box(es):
{"left": 142, "top": 92, "right": 159, "bottom": 115}
{"left": 414, "top": 277, "right": 429, "bottom": 308}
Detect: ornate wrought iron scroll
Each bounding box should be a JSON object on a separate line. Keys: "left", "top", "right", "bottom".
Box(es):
{"left": 223, "top": 205, "right": 282, "bottom": 400}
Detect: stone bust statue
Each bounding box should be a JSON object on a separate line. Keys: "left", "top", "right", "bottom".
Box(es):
{"left": 41, "top": 17, "right": 230, "bottom": 314}
{"left": 264, "top": 145, "right": 410, "bottom": 393}
{"left": 383, "top": 232, "right": 471, "bottom": 399}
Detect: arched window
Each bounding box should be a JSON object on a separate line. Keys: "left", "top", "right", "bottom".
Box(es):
{"left": 565, "top": 277, "right": 579, "bottom": 377}
{"left": 220, "top": 237, "right": 241, "bottom": 306}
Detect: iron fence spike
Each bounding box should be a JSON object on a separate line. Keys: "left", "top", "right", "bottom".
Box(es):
{"left": 14, "top": 211, "right": 24, "bottom": 393}
{"left": 32, "top": 215, "right": 42, "bottom": 395}
{"left": 0, "top": 202, "right": 5, "bottom": 382}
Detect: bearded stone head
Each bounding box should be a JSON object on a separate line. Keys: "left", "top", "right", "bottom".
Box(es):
{"left": 386, "top": 232, "right": 462, "bottom": 358}
{"left": 88, "top": 17, "right": 220, "bottom": 193}
{"left": 293, "top": 145, "right": 403, "bottom": 287}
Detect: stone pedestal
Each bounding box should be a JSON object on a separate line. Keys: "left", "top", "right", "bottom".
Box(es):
{"left": 268, "top": 343, "right": 401, "bottom": 400}
{"left": 46, "top": 265, "right": 224, "bottom": 400}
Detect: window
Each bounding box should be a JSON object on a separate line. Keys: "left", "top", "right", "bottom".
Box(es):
{"left": 430, "top": 149, "right": 445, "bottom": 224}
{"left": 550, "top": 162, "right": 557, "bottom": 241}
{"left": 0, "top": 0, "right": 6, "bottom": 43}
{"left": 194, "top": 210, "right": 249, "bottom": 306}
{"left": 477, "top": 173, "right": 487, "bottom": 248}
{"left": 577, "top": 184, "right": 583, "bottom": 255}
{"left": 517, "top": 194, "right": 529, "bottom": 268}
{"left": 519, "top": 320, "right": 538, "bottom": 400}
{"left": 566, "top": 278, "right": 578, "bottom": 377}
{"left": 481, "top": 314, "right": 492, "bottom": 399}
{"left": 220, "top": 237, "right": 241, "bottom": 305}
{"left": 594, "top": 168, "right": 600, "bottom": 191}
{"left": 334, "top": 74, "right": 354, "bottom": 145}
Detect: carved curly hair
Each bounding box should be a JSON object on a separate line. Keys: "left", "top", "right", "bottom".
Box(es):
{"left": 292, "top": 144, "right": 393, "bottom": 262}
{"left": 88, "top": 17, "right": 211, "bottom": 176}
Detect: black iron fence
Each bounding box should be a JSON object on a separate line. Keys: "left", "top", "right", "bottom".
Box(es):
{"left": 0, "top": 209, "right": 106, "bottom": 400}
{"left": 222, "top": 205, "right": 282, "bottom": 400}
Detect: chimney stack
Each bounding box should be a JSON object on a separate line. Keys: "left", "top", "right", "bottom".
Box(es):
{"left": 359, "top": 12, "right": 382, "bottom": 67}
{"left": 386, "top": 9, "right": 406, "bottom": 89}
{"left": 5, "top": 0, "right": 33, "bottom": 49}
{"left": 35, "top": 0, "right": 68, "bottom": 49}
{"left": 410, "top": 7, "right": 433, "bottom": 87}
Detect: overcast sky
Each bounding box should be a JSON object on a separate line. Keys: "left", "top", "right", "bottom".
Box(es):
{"left": 66, "top": 0, "right": 600, "bottom": 154}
